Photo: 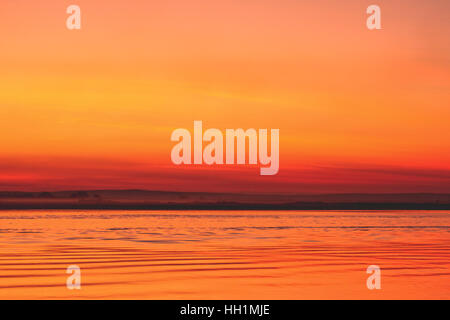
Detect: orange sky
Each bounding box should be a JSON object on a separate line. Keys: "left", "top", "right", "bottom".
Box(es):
{"left": 0, "top": 0, "right": 449, "bottom": 193}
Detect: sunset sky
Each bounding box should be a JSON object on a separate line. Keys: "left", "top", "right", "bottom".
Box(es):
{"left": 0, "top": 0, "right": 449, "bottom": 193}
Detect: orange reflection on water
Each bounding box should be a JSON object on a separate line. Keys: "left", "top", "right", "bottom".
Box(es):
{"left": 0, "top": 210, "right": 449, "bottom": 299}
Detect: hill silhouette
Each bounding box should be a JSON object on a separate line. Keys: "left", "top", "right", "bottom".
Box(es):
{"left": 0, "top": 190, "right": 449, "bottom": 210}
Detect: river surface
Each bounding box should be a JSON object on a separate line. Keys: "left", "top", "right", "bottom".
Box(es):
{"left": 0, "top": 210, "right": 448, "bottom": 299}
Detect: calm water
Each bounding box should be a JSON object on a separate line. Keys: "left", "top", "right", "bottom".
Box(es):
{"left": 0, "top": 210, "right": 449, "bottom": 299}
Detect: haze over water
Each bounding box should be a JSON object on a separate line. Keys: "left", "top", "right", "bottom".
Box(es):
{"left": 0, "top": 210, "right": 448, "bottom": 299}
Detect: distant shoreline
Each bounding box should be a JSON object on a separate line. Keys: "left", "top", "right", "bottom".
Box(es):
{"left": 1, "top": 190, "right": 449, "bottom": 210}
{"left": 1, "top": 202, "right": 449, "bottom": 210}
